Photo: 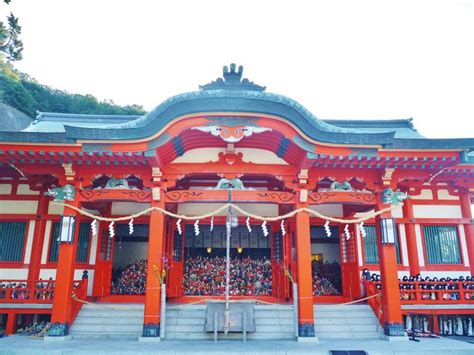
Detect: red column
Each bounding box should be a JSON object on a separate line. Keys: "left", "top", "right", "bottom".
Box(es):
{"left": 142, "top": 198, "right": 166, "bottom": 337}
{"left": 295, "top": 199, "right": 315, "bottom": 338}
{"left": 5, "top": 312, "right": 16, "bottom": 335}
{"left": 376, "top": 197, "right": 404, "bottom": 337}
{"left": 459, "top": 192, "right": 474, "bottom": 275}
{"left": 402, "top": 199, "right": 420, "bottom": 276}
{"left": 27, "top": 189, "right": 49, "bottom": 282}
{"left": 49, "top": 196, "right": 80, "bottom": 337}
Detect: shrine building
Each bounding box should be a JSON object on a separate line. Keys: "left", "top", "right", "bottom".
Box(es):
{"left": 0, "top": 64, "right": 473, "bottom": 341}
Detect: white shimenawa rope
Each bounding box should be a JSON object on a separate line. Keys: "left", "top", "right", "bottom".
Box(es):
{"left": 52, "top": 202, "right": 395, "bottom": 224}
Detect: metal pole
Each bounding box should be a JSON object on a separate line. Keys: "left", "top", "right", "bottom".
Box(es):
{"left": 224, "top": 189, "right": 232, "bottom": 334}
{"left": 160, "top": 283, "right": 166, "bottom": 339}
{"left": 293, "top": 282, "right": 299, "bottom": 338}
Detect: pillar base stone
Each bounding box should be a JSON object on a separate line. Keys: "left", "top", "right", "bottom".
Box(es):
{"left": 142, "top": 322, "right": 160, "bottom": 338}
{"left": 298, "top": 323, "right": 316, "bottom": 337}
{"left": 384, "top": 321, "right": 405, "bottom": 337}
{"left": 297, "top": 336, "right": 319, "bottom": 343}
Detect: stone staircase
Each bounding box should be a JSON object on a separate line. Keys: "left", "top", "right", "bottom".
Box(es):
{"left": 70, "top": 303, "right": 296, "bottom": 340}
{"left": 70, "top": 303, "right": 144, "bottom": 339}
{"left": 314, "top": 304, "right": 383, "bottom": 339}
{"left": 165, "top": 304, "right": 296, "bottom": 340}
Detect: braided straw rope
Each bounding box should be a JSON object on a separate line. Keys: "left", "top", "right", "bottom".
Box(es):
{"left": 52, "top": 202, "right": 395, "bottom": 224}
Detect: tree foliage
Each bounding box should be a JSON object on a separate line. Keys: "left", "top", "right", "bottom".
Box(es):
{"left": 0, "top": 59, "right": 146, "bottom": 117}
{"left": 0, "top": 0, "right": 23, "bottom": 61}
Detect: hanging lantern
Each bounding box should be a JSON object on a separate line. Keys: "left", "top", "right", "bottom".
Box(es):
{"left": 280, "top": 219, "right": 286, "bottom": 236}
{"left": 207, "top": 247, "right": 212, "bottom": 254}
{"left": 108, "top": 221, "right": 115, "bottom": 239}
{"left": 128, "top": 218, "right": 134, "bottom": 235}
{"left": 176, "top": 218, "right": 182, "bottom": 235}
{"left": 324, "top": 220, "right": 331, "bottom": 237}
{"left": 344, "top": 224, "right": 350, "bottom": 240}
{"left": 194, "top": 219, "right": 200, "bottom": 236}
{"left": 246, "top": 217, "right": 251, "bottom": 232}
{"left": 237, "top": 247, "right": 243, "bottom": 254}
{"left": 210, "top": 216, "right": 214, "bottom": 232}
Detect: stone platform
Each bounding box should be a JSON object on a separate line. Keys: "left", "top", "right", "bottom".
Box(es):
{"left": 0, "top": 335, "right": 473, "bottom": 354}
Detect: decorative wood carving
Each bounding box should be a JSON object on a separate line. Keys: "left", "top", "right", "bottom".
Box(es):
{"left": 165, "top": 190, "right": 204, "bottom": 202}
{"left": 308, "top": 191, "right": 376, "bottom": 205}
{"left": 80, "top": 189, "right": 152, "bottom": 202}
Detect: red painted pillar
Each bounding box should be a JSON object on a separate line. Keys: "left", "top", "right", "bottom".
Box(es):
{"left": 142, "top": 198, "right": 166, "bottom": 337}
{"left": 295, "top": 198, "right": 316, "bottom": 338}
{"left": 460, "top": 192, "right": 474, "bottom": 275}
{"left": 27, "top": 189, "right": 49, "bottom": 282}
{"left": 49, "top": 195, "right": 80, "bottom": 337}
{"left": 5, "top": 312, "right": 16, "bottom": 335}
{"left": 376, "top": 196, "right": 404, "bottom": 337}
{"left": 402, "top": 199, "right": 420, "bottom": 276}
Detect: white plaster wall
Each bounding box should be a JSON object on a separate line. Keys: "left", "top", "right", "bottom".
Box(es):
{"left": 458, "top": 226, "right": 470, "bottom": 267}
{"left": 414, "top": 224, "right": 425, "bottom": 267}
{"left": 16, "top": 184, "right": 39, "bottom": 195}
{"left": 89, "top": 226, "right": 98, "bottom": 265}
{"left": 437, "top": 189, "right": 459, "bottom": 200}
{"left": 420, "top": 271, "right": 471, "bottom": 279}
{"left": 177, "top": 203, "right": 279, "bottom": 217}
{"left": 112, "top": 202, "right": 150, "bottom": 216}
{"left": 48, "top": 202, "right": 64, "bottom": 215}
{"left": 74, "top": 269, "right": 94, "bottom": 295}
{"left": 410, "top": 189, "right": 433, "bottom": 200}
{"left": 392, "top": 205, "right": 403, "bottom": 218}
{"left": 172, "top": 148, "right": 223, "bottom": 163}
{"left": 39, "top": 269, "right": 56, "bottom": 280}
{"left": 309, "top": 204, "right": 344, "bottom": 217}
{"left": 0, "top": 200, "right": 38, "bottom": 214}
{"left": 311, "top": 243, "right": 340, "bottom": 263}
{"left": 41, "top": 221, "right": 52, "bottom": 264}
{"left": 0, "top": 184, "right": 12, "bottom": 194}
{"left": 398, "top": 224, "right": 409, "bottom": 267}
{"left": 356, "top": 225, "right": 363, "bottom": 267}
{"left": 23, "top": 220, "right": 36, "bottom": 264}
{"left": 237, "top": 148, "right": 288, "bottom": 165}
{"left": 412, "top": 205, "right": 462, "bottom": 218}
{"left": 1, "top": 268, "right": 28, "bottom": 279}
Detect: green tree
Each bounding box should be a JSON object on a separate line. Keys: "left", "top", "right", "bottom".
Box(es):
{"left": 0, "top": 0, "right": 23, "bottom": 61}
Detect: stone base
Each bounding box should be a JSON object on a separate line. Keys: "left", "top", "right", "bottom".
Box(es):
{"left": 381, "top": 334, "right": 409, "bottom": 342}
{"left": 138, "top": 336, "right": 161, "bottom": 343}
{"left": 297, "top": 336, "right": 319, "bottom": 343}
{"left": 43, "top": 335, "right": 72, "bottom": 342}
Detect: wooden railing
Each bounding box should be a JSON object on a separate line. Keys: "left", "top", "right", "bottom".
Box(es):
{"left": 71, "top": 279, "right": 88, "bottom": 323}
{"left": 370, "top": 280, "right": 474, "bottom": 305}
{"left": 0, "top": 280, "right": 56, "bottom": 303}
{"left": 364, "top": 280, "right": 384, "bottom": 325}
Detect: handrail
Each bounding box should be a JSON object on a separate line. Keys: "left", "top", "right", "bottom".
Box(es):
{"left": 70, "top": 279, "right": 88, "bottom": 323}
{"left": 363, "top": 280, "right": 384, "bottom": 326}
{"left": 0, "top": 280, "right": 56, "bottom": 303}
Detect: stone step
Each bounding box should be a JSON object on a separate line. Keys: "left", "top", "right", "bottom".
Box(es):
{"left": 314, "top": 304, "right": 370, "bottom": 310}
{"left": 70, "top": 324, "right": 143, "bottom": 333}
{"left": 73, "top": 317, "right": 143, "bottom": 325}
{"left": 77, "top": 310, "right": 143, "bottom": 318}
{"left": 71, "top": 332, "right": 140, "bottom": 339}
{"left": 316, "top": 331, "right": 382, "bottom": 339}
{"left": 315, "top": 324, "right": 381, "bottom": 333}
{"left": 314, "top": 310, "right": 375, "bottom": 318}
{"left": 82, "top": 303, "right": 144, "bottom": 310}
{"left": 315, "top": 317, "right": 379, "bottom": 325}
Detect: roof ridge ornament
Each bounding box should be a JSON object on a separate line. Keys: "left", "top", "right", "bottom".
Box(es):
{"left": 199, "top": 63, "right": 266, "bottom": 92}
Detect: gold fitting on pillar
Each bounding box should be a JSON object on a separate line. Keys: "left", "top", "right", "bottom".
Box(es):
{"left": 62, "top": 163, "right": 75, "bottom": 182}
{"left": 382, "top": 168, "right": 395, "bottom": 186}
{"left": 152, "top": 187, "right": 161, "bottom": 201}
{"left": 299, "top": 189, "right": 308, "bottom": 203}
